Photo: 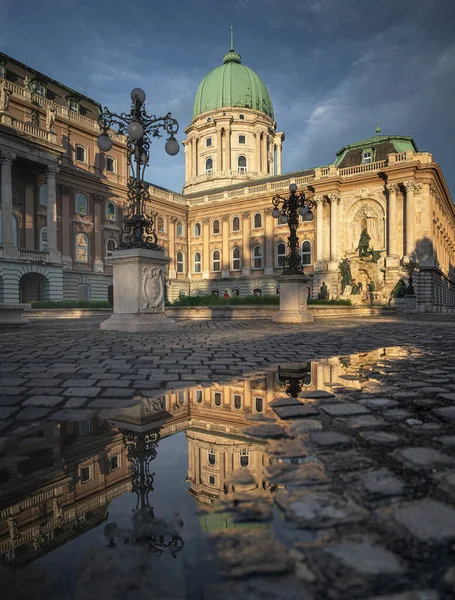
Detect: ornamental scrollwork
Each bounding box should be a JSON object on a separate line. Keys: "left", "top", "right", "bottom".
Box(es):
{"left": 142, "top": 267, "right": 164, "bottom": 312}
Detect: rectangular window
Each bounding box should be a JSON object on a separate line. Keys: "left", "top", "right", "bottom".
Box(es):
{"left": 76, "top": 146, "right": 86, "bottom": 163}
{"left": 363, "top": 151, "right": 372, "bottom": 164}
{"left": 209, "top": 475, "right": 215, "bottom": 485}
{"left": 239, "top": 135, "right": 246, "bottom": 144}
{"left": 70, "top": 100, "right": 79, "bottom": 113}
{"left": 81, "top": 465, "right": 91, "bottom": 483}
{"left": 34, "top": 83, "right": 47, "bottom": 97}
{"left": 206, "top": 137, "right": 212, "bottom": 147}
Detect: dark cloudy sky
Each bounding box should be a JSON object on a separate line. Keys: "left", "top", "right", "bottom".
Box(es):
{"left": 2, "top": 0, "right": 454, "bottom": 196}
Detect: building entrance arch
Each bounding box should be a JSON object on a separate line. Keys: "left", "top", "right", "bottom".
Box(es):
{"left": 19, "top": 273, "right": 50, "bottom": 303}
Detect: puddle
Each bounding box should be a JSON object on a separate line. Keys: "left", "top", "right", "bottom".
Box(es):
{"left": 2, "top": 344, "right": 450, "bottom": 599}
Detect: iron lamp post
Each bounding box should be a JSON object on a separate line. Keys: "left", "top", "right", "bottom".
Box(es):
{"left": 97, "top": 88, "right": 179, "bottom": 251}
{"left": 401, "top": 256, "right": 418, "bottom": 296}
{"left": 272, "top": 184, "right": 315, "bottom": 275}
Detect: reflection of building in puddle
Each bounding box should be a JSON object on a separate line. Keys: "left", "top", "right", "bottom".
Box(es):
{"left": 0, "top": 418, "right": 130, "bottom": 566}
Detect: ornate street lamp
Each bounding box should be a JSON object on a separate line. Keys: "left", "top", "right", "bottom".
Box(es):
{"left": 277, "top": 363, "right": 312, "bottom": 397}
{"left": 401, "top": 256, "right": 418, "bottom": 296}
{"left": 97, "top": 88, "right": 180, "bottom": 250}
{"left": 272, "top": 184, "right": 315, "bottom": 275}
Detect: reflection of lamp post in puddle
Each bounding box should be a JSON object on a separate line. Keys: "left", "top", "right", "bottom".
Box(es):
{"left": 277, "top": 363, "right": 312, "bottom": 398}
{"left": 104, "top": 428, "right": 184, "bottom": 558}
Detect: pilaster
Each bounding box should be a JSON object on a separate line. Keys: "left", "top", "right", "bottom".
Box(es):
{"left": 46, "top": 165, "right": 61, "bottom": 263}
{"left": 386, "top": 182, "right": 400, "bottom": 267}
{"left": 1, "top": 150, "right": 19, "bottom": 259}
{"left": 221, "top": 214, "right": 230, "bottom": 278}
{"left": 202, "top": 217, "right": 210, "bottom": 279}
{"left": 264, "top": 208, "right": 274, "bottom": 275}
{"left": 93, "top": 194, "right": 104, "bottom": 273}
{"left": 241, "top": 211, "right": 251, "bottom": 276}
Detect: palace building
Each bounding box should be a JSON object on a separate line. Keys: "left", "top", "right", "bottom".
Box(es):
{"left": 1, "top": 36, "right": 454, "bottom": 311}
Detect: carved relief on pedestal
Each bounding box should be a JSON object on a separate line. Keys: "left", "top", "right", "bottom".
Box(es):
{"left": 141, "top": 267, "right": 164, "bottom": 312}
{"left": 299, "top": 285, "right": 309, "bottom": 309}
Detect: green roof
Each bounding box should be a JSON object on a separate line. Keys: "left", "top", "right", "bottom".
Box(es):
{"left": 192, "top": 35, "right": 273, "bottom": 119}
{"left": 335, "top": 134, "right": 419, "bottom": 166}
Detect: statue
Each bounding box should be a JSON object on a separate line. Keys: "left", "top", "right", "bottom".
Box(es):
{"left": 351, "top": 281, "right": 363, "bottom": 295}
{"left": 0, "top": 80, "right": 11, "bottom": 113}
{"left": 318, "top": 281, "right": 328, "bottom": 300}
{"left": 46, "top": 105, "right": 56, "bottom": 131}
{"left": 367, "top": 280, "right": 376, "bottom": 292}
{"left": 369, "top": 248, "right": 384, "bottom": 263}
{"left": 339, "top": 258, "right": 353, "bottom": 293}
{"left": 389, "top": 278, "right": 407, "bottom": 303}
{"left": 357, "top": 228, "right": 371, "bottom": 258}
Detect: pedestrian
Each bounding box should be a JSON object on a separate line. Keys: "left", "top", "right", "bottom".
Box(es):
{"left": 223, "top": 290, "right": 230, "bottom": 298}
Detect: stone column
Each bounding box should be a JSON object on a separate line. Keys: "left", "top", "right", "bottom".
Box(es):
{"left": 277, "top": 143, "right": 282, "bottom": 175}
{"left": 226, "top": 128, "right": 231, "bottom": 173}
{"left": 24, "top": 177, "right": 35, "bottom": 250}
{"left": 386, "top": 182, "right": 400, "bottom": 266}
{"left": 315, "top": 195, "right": 325, "bottom": 269}
{"left": 217, "top": 129, "right": 223, "bottom": 172}
{"left": 46, "top": 165, "right": 60, "bottom": 262}
{"left": 241, "top": 211, "right": 251, "bottom": 276}
{"left": 169, "top": 216, "right": 177, "bottom": 279}
{"left": 93, "top": 194, "right": 104, "bottom": 272}
{"left": 61, "top": 186, "right": 72, "bottom": 268}
{"left": 221, "top": 214, "right": 230, "bottom": 278}
{"left": 184, "top": 142, "right": 190, "bottom": 181}
{"left": 191, "top": 138, "right": 197, "bottom": 178}
{"left": 202, "top": 217, "right": 210, "bottom": 279}
{"left": 264, "top": 208, "right": 274, "bottom": 275}
{"left": 328, "top": 193, "right": 340, "bottom": 270}
{"left": 0, "top": 150, "right": 18, "bottom": 258}
{"left": 404, "top": 182, "right": 421, "bottom": 257}
{"left": 255, "top": 132, "right": 261, "bottom": 173}
{"left": 261, "top": 134, "right": 268, "bottom": 175}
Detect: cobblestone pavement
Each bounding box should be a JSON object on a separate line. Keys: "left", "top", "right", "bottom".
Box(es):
{"left": 2, "top": 315, "right": 455, "bottom": 599}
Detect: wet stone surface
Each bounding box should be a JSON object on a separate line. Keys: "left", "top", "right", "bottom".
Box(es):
{"left": 2, "top": 316, "right": 455, "bottom": 598}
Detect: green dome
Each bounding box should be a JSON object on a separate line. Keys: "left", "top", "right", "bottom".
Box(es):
{"left": 192, "top": 44, "right": 274, "bottom": 120}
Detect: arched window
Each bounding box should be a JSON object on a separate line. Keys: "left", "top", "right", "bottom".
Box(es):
{"left": 240, "top": 450, "right": 249, "bottom": 467}
{"left": 205, "top": 157, "right": 213, "bottom": 173}
{"left": 232, "top": 246, "right": 241, "bottom": 271}
{"left": 211, "top": 289, "right": 219, "bottom": 296}
{"left": 77, "top": 283, "right": 90, "bottom": 301}
{"left": 79, "top": 419, "right": 91, "bottom": 436}
{"left": 76, "top": 193, "right": 88, "bottom": 215}
{"left": 106, "top": 156, "right": 116, "bottom": 172}
{"left": 277, "top": 242, "right": 286, "bottom": 267}
{"left": 157, "top": 216, "right": 165, "bottom": 233}
{"left": 232, "top": 215, "right": 240, "bottom": 232}
{"left": 233, "top": 394, "right": 242, "bottom": 410}
{"left": 40, "top": 227, "right": 48, "bottom": 251}
{"left": 106, "top": 201, "right": 116, "bottom": 221}
{"left": 255, "top": 397, "right": 264, "bottom": 413}
{"left": 253, "top": 245, "right": 263, "bottom": 269}
{"left": 206, "top": 137, "right": 212, "bottom": 147}
{"left": 212, "top": 249, "right": 221, "bottom": 272}
{"left": 75, "top": 145, "right": 86, "bottom": 163}
{"left": 12, "top": 214, "right": 19, "bottom": 247}
{"left": 76, "top": 233, "right": 88, "bottom": 262}
{"left": 231, "top": 289, "right": 240, "bottom": 296}
{"left": 208, "top": 450, "right": 216, "bottom": 465}
{"left": 212, "top": 219, "right": 220, "bottom": 234}
{"left": 194, "top": 252, "right": 201, "bottom": 273}
{"left": 195, "top": 389, "right": 203, "bottom": 404}
{"left": 238, "top": 155, "right": 247, "bottom": 173}
{"left": 253, "top": 288, "right": 262, "bottom": 297}
{"left": 106, "top": 238, "right": 116, "bottom": 257}
{"left": 301, "top": 240, "right": 312, "bottom": 265}
{"left": 194, "top": 222, "right": 201, "bottom": 237}
{"left": 176, "top": 221, "right": 183, "bottom": 237}
{"left": 177, "top": 251, "right": 184, "bottom": 273}
{"left": 213, "top": 392, "right": 222, "bottom": 407}
{"left": 253, "top": 212, "right": 262, "bottom": 229}
{"left": 40, "top": 183, "right": 47, "bottom": 206}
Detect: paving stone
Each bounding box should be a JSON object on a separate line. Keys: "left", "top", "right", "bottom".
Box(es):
{"left": 289, "top": 420, "right": 323, "bottom": 435}
{"left": 309, "top": 431, "right": 353, "bottom": 447}
{"left": 357, "top": 468, "right": 406, "bottom": 498}
{"left": 244, "top": 423, "right": 289, "bottom": 439}
{"left": 48, "top": 409, "right": 95, "bottom": 421}
{"left": 64, "top": 397, "right": 90, "bottom": 408}
{"left": 1, "top": 386, "right": 28, "bottom": 395}
{"left": 273, "top": 405, "right": 320, "bottom": 419}
{"left": 0, "top": 406, "right": 19, "bottom": 419}
{"left": 322, "top": 538, "right": 404, "bottom": 575}
{"left": 267, "top": 461, "right": 328, "bottom": 487}
{"left": 23, "top": 396, "right": 65, "bottom": 407}
{"left": 417, "top": 387, "right": 449, "bottom": 394}
{"left": 0, "top": 378, "right": 27, "bottom": 386}
{"left": 392, "top": 499, "right": 455, "bottom": 542}
{"left": 269, "top": 396, "right": 302, "bottom": 407}
{"left": 366, "top": 591, "right": 439, "bottom": 600}
{"left": 393, "top": 446, "right": 455, "bottom": 469}
{"left": 392, "top": 391, "right": 422, "bottom": 400}
{"left": 203, "top": 575, "right": 313, "bottom": 600}
{"left": 298, "top": 390, "right": 336, "bottom": 399}
{"left": 276, "top": 490, "right": 366, "bottom": 528}
{"left": 320, "top": 402, "right": 369, "bottom": 416}
{"left": 0, "top": 396, "right": 22, "bottom": 405}
{"left": 26, "top": 379, "right": 63, "bottom": 387}
{"left": 338, "top": 415, "right": 386, "bottom": 428}
{"left": 62, "top": 387, "right": 100, "bottom": 398}
{"left": 384, "top": 409, "right": 413, "bottom": 420}
{"left": 364, "top": 398, "right": 399, "bottom": 409}
{"left": 434, "top": 406, "right": 455, "bottom": 420}
{"left": 436, "top": 393, "right": 455, "bottom": 402}
{"left": 61, "top": 379, "right": 99, "bottom": 387}
{"left": 434, "top": 435, "right": 455, "bottom": 446}
{"left": 16, "top": 407, "right": 51, "bottom": 420}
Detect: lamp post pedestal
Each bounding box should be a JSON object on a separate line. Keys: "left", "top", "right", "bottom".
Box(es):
{"left": 100, "top": 248, "right": 178, "bottom": 332}
{"left": 274, "top": 273, "right": 314, "bottom": 323}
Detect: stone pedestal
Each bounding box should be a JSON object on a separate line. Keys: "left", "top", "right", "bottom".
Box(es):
{"left": 274, "top": 274, "right": 314, "bottom": 323}
{"left": 100, "top": 248, "right": 178, "bottom": 333}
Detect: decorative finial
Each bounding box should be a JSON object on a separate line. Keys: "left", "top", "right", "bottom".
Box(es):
{"left": 230, "top": 23, "right": 234, "bottom": 51}
{"left": 376, "top": 122, "right": 381, "bottom": 134}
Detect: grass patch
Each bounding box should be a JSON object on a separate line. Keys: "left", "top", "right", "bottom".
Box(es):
{"left": 308, "top": 298, "right": 351, "bottom": 306}
{"left": 171, "top": 295, "right": 352, "bottom": 307}
{"left": 30, "top": 301, "right": 111, "bottom": 309}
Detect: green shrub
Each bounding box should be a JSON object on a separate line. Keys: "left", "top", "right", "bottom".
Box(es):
{"left": 307, "top": 298, "right": 352, "bottom": 306}
{"left": 30, "top": 301, "right": 111, "bottom": 309}
{"left": 171, "top": 294, "right": 280, "bottom": 307}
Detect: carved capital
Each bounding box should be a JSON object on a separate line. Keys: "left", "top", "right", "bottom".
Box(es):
{"left": 403, "top": 180, "right": 414, "bottom": 191}
{"left": 314, "top": 195, "right": 325, "bottom": 205}
{"left": 0, "top": 150, "right": 16, "bottom": 166}
{"left": 25, "top": 176, "right": 35, "bottom": 187}
{"left": 170, "top": 216, "right": 178, "bottom": 224}
{"left": 328, "top": 193, "right": 341, "bottom": 203}
{"left": 202, "top": 217, "right": 210, "bottom": 225}
{"left": 412, "top": 183, "right": 422, "bottom": 194}
{"left": 61, "top": 185, "right": 71, "bottom": 195}
{"left": 93, "top": 194, "right": 104, "bottom": 204}
{"left": 222, "top": 214, "right": 230, "bottom": 222}
{"left": 386, "top": 182, "right": 400, "bottom": 194}
{"left": 46, "top": 165, "right": 59, "bottom": 178}
{"left": 264, "top": 207, "right": 273, "bottom": 216}
{"left": 242, "top": 211, "right": 251, "bottom": 219}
